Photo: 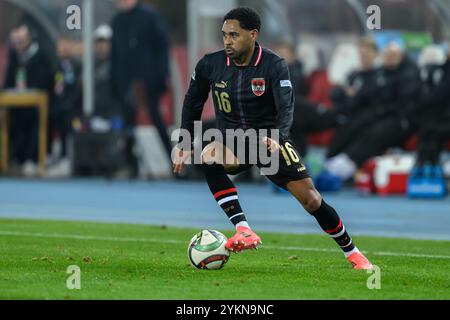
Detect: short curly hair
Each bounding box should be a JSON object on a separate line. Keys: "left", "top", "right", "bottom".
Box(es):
{"left": 359, "top": 36, "right": 379, "bottom": 52}
{"left": 223, "top": 7, "right": 261, "bottom": 32}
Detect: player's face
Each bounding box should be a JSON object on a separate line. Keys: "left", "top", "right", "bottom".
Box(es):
{"left": 10, "top": 26, "right": 31, "bottom": 54}
{"left": 222, "top": 19, "right": 257, "bottom": 61}
{"left": 383, "top": 45, "right": 403, "bottom": 70}
{"left": 116, "top": 0, "right": 138, "bottom": 12}
{"left": 359, "top": 45, "right": 378, "bottom": 70}
{"left": 57, "top": 39, "right": 72, "bottom": 59}
{"left": 95, "top": 39, "right": 111, "bottom": 60}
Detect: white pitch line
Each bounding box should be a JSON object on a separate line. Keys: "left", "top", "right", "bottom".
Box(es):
{"left": 0, "top": 230, "right": 182, "bottom": 244}
{"left": 1, "top": 230, "right": 449, "bottom": 260}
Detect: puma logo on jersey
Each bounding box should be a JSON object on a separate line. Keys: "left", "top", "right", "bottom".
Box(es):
{"left": 297, "top": 166, "right": 306, "bottom": 172}
{"left": 215, "top": 81, "right": 228, "bottom": 88}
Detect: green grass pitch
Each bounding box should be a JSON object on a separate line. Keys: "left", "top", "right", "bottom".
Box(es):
{"left": 0, "top": 218, "right": 449, "bottom": 299}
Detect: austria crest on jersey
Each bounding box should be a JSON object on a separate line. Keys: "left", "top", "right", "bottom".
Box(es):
{"left": 251, "top": 78, "right": 265, "bottom": 96}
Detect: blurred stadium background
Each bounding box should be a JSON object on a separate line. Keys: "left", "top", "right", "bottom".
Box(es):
{"left": 0, "top": 0, "right": 449, "bottom": 240}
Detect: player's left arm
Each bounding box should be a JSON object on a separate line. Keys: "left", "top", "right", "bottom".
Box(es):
{"left": 265, "top": 58, "right": 295, "bottom": 151}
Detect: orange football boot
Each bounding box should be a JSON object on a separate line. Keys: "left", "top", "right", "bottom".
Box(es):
{"left": 226, "top": 226, "right": 262, "bottom": 252}
{"left": 347, "top": 251, "right": 373, "bottom": 270}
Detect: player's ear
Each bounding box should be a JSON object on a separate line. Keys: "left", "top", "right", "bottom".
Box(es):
{"left": 250, "top": 29, "right": 258, "bottom": 41}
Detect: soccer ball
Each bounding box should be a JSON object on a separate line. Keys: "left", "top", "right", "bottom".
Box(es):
{"left": 187, "top": 230, "right": 230, "bottom": 270}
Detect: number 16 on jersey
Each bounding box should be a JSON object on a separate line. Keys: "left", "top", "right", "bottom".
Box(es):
{"left": 214, "top": 90, "right": 231, "bottom": 113}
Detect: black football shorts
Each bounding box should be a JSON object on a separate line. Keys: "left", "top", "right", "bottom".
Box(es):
{"left": 212, "top": 135, "right": 310, "bottom": 189}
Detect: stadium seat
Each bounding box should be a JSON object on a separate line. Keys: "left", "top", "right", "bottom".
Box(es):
{"left": 305, "top": 70, "right": 336, "bottom": 146}
{"left": 403, "top": 134, "right": 450, "bottom": 152}
{"left": 403, "top": 135, "right": 418, "bottom": 151}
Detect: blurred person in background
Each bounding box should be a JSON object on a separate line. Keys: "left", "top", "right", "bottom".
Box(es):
{"left": 111, "top": 0, "right": 171, "bottom": 175}
{"left": 326, "top": 37, "right": 381, "bottom": 159}
{"left": 412, "top": 43, "right": 450, "bottom": 177}
{"left": 326, "top": 42, "right": 422, "bottom": 180}
{"left": 47, "top": 37, "right": 82, "bottom": 177}
{"left": 93, "top": 24, "right": 122, "bottom": 118}
{"left": 273, "top": 40, "right": 347, "bottom": 157}
{"left": 3, "top": 23, "right": 54, "bottom": 177}
{"left": 273, "top": 40, "right": 309, "bottom": 97}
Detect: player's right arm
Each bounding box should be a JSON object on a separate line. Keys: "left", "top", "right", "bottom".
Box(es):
{"left": 173, "top": 56, "right": 211, "bottom": 174}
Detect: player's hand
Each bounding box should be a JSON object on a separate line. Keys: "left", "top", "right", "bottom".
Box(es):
{"left": 172, "top": 147, "right": 193, "bottom": 174}
{"left": 346, "top": 87, "right": 356, "bottom": 97}
{"left": 262, "top": 137, "right": 280, "bottom": 153}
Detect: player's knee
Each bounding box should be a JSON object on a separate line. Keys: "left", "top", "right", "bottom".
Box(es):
{"left": 287, "top": 179, "right": 322, "bottom": 212}
{"left": 302, "top": 188, "right": 322, "bottom": 213}
{"left": 201, "top": 145, "right": 218, "bottom": 164}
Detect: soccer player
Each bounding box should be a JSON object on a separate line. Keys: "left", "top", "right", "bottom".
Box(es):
{"left": 173, "top": 7, "right": 373, "bottom": 269}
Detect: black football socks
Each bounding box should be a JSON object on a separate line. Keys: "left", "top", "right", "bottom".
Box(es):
{"left": 202, "top": 163, "right": 249, "bottom": 229}
{"left": 310, "top": 199, "right": 359, "bottom": 257}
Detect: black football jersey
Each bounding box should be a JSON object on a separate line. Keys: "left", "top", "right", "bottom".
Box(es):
{"left": 180, "top": 42, "right": 294, "bottom": 139}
